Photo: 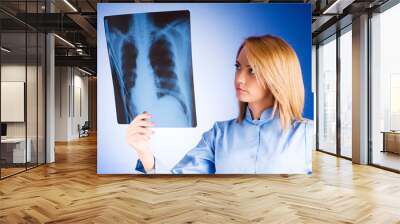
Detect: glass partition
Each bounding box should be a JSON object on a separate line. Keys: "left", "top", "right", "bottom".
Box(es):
{"left": 317, "top": 36, "right": 337, "bottom": 155}
{"left": 0, "top": 0, "right": 46, "bottom": 179}
{"left": 370, "top": 3, "right": 400, "bottom": 171}
{"left": 1, "top": 30, "right": 28, "bottom": 177}
{"left": 339, "top": 27, "right": 352, "bottom": 158}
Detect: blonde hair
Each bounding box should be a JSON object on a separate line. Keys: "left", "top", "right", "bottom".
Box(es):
{"left": 236, "top": 35, "right": 304, "bottom": 129}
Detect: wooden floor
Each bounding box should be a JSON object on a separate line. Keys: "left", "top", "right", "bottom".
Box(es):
{"left": 373, "top": 150, "right": 400, "bottom": 171}
{"left": 1, "top": 134, "right": 400, "bottom": 223}
{"left": 1, "top": 167, "right": 26, "bottom": 178}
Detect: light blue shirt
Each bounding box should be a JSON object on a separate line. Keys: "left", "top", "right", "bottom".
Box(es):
{"left": 136, "top": 106, "right": 313, "bottom": 174}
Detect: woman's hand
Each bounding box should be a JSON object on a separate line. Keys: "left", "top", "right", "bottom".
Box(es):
{"left": 126, "top": 112, "right": 155, "bottom": 172}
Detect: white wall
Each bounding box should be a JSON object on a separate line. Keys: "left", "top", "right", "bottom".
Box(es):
{"left": 55, "top": 66, "right": 69, "bottom": 141}
{"left": 54, "top": 67, "right": 89, "bottom": 141}
{"left": 72, "top": 73, "right": 89, "bottom": 138}
{"left": 1, "top": 82, "right": 25, "bottom": 122}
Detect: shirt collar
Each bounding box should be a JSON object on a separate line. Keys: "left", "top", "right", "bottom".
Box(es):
{"left": 245, "top": 106, "right": 276, "bottom": 125}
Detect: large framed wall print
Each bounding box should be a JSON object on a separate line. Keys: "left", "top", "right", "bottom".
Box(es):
{"left": 98, "top": 3, "right": 313, "bottom": 175}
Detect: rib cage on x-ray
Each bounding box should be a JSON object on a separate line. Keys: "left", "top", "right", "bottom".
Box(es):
{"left": 104, "top": 10, "right": 197, "bottom": 127}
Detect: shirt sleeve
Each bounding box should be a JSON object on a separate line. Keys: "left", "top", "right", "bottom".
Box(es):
{"left": 304, "top": 120, "right": 314, "bottom": 174}
{"left": 134, "top": 156, "right": 170, "bottom": 174}
{"left": 135, "top": 123, "right": 218, "bottom": 174}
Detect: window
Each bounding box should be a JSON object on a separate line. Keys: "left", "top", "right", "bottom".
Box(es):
{"left": 370, "top": 2, "right": 400, "bottom": 171}
{"left": 317, "top": 36, "right": 337, "bottom": 155}
{"left": 339, "top": 28, "right": 352, "bottom": 158}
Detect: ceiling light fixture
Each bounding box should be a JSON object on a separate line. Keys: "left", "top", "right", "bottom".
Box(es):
{"left": 322, "top": 0, "right": 355, "bottom": 15}
{"left": 63, "top": 0, "right": 78, "bottom": 12}
{"left": 1, "top": 47, "right": 11, "bottom": 53}
{"left": 54, "top": 34, "right": 75, "bottom": 48}
{"left": 322, "top": 0, "right": 342, "bottom": 14}
{"left": 78, "top": 67, "right": 93, "bottom": 76}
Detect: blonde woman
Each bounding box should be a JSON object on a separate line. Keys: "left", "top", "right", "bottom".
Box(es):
{"left": 126, "top": 35, "right": 313, "bottom": 174}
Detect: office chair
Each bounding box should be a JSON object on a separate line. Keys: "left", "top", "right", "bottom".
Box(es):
{"left": 79, "top": 121, "right": 90, "bottom": 138}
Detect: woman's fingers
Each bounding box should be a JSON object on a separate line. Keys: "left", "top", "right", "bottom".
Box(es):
{"left": 127, "top": 112, "right": 154, "bottom": 132}
{"left": 126, "top": 112, "right": 154, "bottom": 154}
{"left": 131, "top": 112, "right": 152, "bottom": 124}
{"left": 134, "top": 120, "right": 155, "bottom": 128}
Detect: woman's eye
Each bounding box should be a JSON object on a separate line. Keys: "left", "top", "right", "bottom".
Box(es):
{"left": 249, "top": 68, "right": 255, "bottom": 75}
{"left": 235, "top": 64, "right": 240, "bottom": 70}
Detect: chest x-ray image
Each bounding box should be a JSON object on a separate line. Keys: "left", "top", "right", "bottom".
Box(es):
{"left": 104, "top": 10, "right": 197, "bottom": 127}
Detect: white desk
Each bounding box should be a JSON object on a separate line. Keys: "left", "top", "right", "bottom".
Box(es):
{"left": 1, "top": 138, "right": 31, "bottom": 163}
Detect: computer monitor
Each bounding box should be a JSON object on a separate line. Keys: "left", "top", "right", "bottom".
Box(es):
{"left": 1, "top": 123, "right": 7, "bottom": 137}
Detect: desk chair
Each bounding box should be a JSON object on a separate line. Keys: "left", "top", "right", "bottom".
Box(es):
{"left": 78, "top": 121, "right": 90, "bottom": 138}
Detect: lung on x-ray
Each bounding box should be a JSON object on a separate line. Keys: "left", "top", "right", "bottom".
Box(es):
{"left": 104, "top": 10, "right": 197, "bottom": 127}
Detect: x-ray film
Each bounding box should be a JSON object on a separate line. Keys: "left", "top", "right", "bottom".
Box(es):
{"left": 104, "top": 10, "right": 197, "bottom": 127}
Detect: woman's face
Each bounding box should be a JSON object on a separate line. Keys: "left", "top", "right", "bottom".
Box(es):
{"left": 235, "top": 46, "right": 269, "bottom": 103}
